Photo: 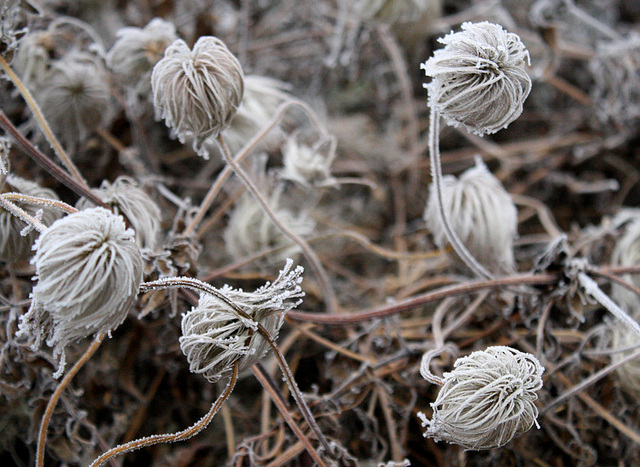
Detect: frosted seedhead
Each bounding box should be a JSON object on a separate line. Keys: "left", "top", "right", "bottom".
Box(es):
{"left": 422, "top": 21, "right": 531, "bottom": 135}
{"left": 179, "top": 260, "right": 304, "bottom": 382}
{"left": 17, "top": 207, "right": 143, "bottom": 377}
{"left": 151, "top": 36, "right": 244, "bottom": 158}
{"left": 424, "top": 158, "right": 517, "bottom": 273}
{"left": 418, "top": 346, "right": 544, "bottom": 450}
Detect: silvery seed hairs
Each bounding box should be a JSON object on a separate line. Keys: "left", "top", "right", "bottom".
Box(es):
{"left": 418, "top": 346, "right": 544, "bottom": 450}
{"left": 179, "top": 259, "right": 304, "bottom": 383}
{"left": 76, "top": 176, "right": 161, "bottom": 251}
{"left": 424, "top": 158, "right": 517, "bottom": 273}
{"left": 151, "top": 36, "right": 244, "bottom": 159}
{"left": 17, "top": 207, "right": 143, "bottom": 377}
{"left": 421, "top": 21, "right": 531, "bottom": 136}
{"left": 0, "top": 175, "right": 62, "bottom": 264}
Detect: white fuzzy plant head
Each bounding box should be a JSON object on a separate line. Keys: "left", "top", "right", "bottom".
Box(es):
{"left": 424, "top": 158, "right": 517, "bottom": 273}
{"left": 419, "top": 346, "right": 544, "bottom": 450}
{"left": 106, "top": 17, "right": 178, "bottom": 88}
{"left": 422, "top": 21, "right": 531, "bottom": 135}
{"left": 76, "top": 176, "right": 161, "bottom": 251}
{"left": 280, "top": 136, "right": 336, "bottom": 187}
{"left": 610, "top": 217, "right": 640, "bottom": 310}
{"left": 611, "top": 322, "right": 640, "bottom": 399}
{"left": 0, "top": 175, "right": 63, "bottom": 264}
{"left": 179, "top": 259, "right": 304, "bottom": 383}
{"left": 151, "top": 36, "right": 244, "bottom": 158}
{"left": 17, "top": 207, "right": 143, "bottom": 377}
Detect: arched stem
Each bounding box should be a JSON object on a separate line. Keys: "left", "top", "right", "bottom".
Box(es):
{"left": 140, "top": 277, "right": 333, "bottom": 460}
{"left": 89, "top": 362, "right": 239, "bottom": 467}
{"left": 37, "top": 334, "right": 105, "bottom": 467}
{"left": 428, "top": 107, "right": 494, "bottom": 279}
{"left": 215, "top": 134, "right": 339, "bottom": 315}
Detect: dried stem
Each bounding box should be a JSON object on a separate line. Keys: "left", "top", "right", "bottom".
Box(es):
{"left": 216, "top": 134, "right": 339, "bottom": 315}
{"left": 428, "top": 107, "right": 494, "bottom": 279}
{"left": 37, "top": 334, "right": 105, "bottom": 467}
{"left": 0, "top": 54, "right": 88, "bottom": 187}
{"left": 89, "top": 362, "right": 239, "bottom": 467}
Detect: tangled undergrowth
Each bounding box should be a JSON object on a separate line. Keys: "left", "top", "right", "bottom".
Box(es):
{"left": 2, "top": 1, "right": 640, "bottom": 466}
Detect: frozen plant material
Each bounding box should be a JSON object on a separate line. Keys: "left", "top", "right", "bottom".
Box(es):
{"left": 0, "top": 136, "right": 9, "bottom": 176}
{"left": 17, "top": 207, "right": 143, "bottom": 377}
{"left": 424, "top": 159, "right": 517, "bottom": 273}
{"left": 0, "top": 175, "right": 62, "bottom": 263}
{"left": 151, "top": 36, "right": 244, "bottom": 158}
{"left": 224, "top": 182, "right": 315, "bottom": 264}
{"left": 611, "top": 322, "right": 640, "bottom": 399}
{"left": 280, "top": 136, "right": 336, "bottom": 187}
{"left": 106, "top": 18, "right": 178, "bottom": 90}
{"left": 421, "top": 21, "right": 531, "bottom": 135}
{"left": 590, "top": 33, "right": 640, "bottom": 128}
{"left": 179, "top": 259, "right": 304, "bottom": 383}
{"left": 418, "top": 346, "right": 544, "bottom": 450}
{"left": 35, "top": 52, "right": 111, "bottom": 146}
{"left": 76, "top": 176, "right": 161, "bottom": 251}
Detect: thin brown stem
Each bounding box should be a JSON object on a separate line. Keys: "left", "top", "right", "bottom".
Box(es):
{"left": 37, "top": 334, "right": 105, "bottom": 467}
{"left": 216, "top": 134, "right": 339, "bottom": 315}
{"left": 89, "top": 362, "right": 239, "bottom": 467}
{"left": 0, "top": 55, "right": 87, "bottom": 187}
{"left": 252, "top": 363, "right": 327, "bottom": 467}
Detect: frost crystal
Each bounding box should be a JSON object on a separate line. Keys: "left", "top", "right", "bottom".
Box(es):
{"left": 418, "top": 346, "right": 544, "bottom": 450}
{"left": 422, "top": 21, "right": 531, "bottom": 135}
{"left": 179, "top": 260, "right": 304, "bottom": 383}
{"left": 17, "top": 207, "right": 143, "bottom": 377}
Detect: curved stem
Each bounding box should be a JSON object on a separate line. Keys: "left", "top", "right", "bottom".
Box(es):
{"left": 428, "top": 107, "right": 494, "bottom": 280}
{"left": 216, "top": 134, "right": 339, "bottom": 315}
{"left": 1, "top": 192, "right": 78, "bottom": 214}
{"left": 37, "top": 334, "right": 105, "bottom": 467}
{"left": 0, "top": 195, "right": 47, "bottom": 232}
{"left": 90, "top": 362, "right": 239, "bottom": 467}
{"left": 0, "top": 55, "right": 88, "bottom": 188}
{"left": 140, "top": 277, "right": 333, "bottom": 461}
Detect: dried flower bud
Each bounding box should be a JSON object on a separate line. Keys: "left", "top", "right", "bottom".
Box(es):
{"left": 17, "top": 207, "right": 143, "bottom": 377}
{"left": 0, "top": 175, "right": 62, "bottom": 263}
{"left": 179, "top": 259, "right": 304, "bottom": 383}
{"left": 36, "top": 52, "right": 111, "bottom": 145}
{"left": 424, "top": 159, "right": 517, "bottom": 273}
{"left": 106, "top": 18, "right": 178, "bottom": 88}
{"left": 611, "top": 322, "right": 640, "bottom": 399}
{"left": 76, "top": 176, "right": 161, "bottom": 251}
{"left": 151, "top": 36, "right": 244, "bottom": 158}
{"left": 418, "top": 346, "right": 544, "bottom": 450}
{"left": 421, "top": 21, "right": 531, "bottom": 135}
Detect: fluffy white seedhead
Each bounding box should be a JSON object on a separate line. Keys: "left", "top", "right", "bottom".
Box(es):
{"left": 422, "top": 21, "right": 531, "bottom": 135}
{"left": 151, "top": 36, "right": 244, "bottom": 158}
{"left": 17, "top": 207, "right": 143, "bottom": 377}
{"left": 0, "top": 175, "right": 62, "bottom": 263}
{"left": 590, "top": 34, "right": 640, "bottom": 128}
{"left": 418, "top": 346, "right": 544, "bottom": 450}
{"left": 611, "top": 322, "right": 640, "bottom": 399}
{"left": 179, "top": 260, "right": 304, "bottom": 382}
{"left": 36, "top": 52, "right": 111, "bottom": 145}
{"left": 76, "top": 176, "right": 161, "bottom": 251}
{"left": 106, "top": 18, "right": 178, "bottom": 89}
{"left": 280, "top": 136, "right": 336, "bottom": 187}
{"left": 424, "top": 159, "right": 517, "bottom": 273}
